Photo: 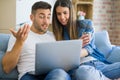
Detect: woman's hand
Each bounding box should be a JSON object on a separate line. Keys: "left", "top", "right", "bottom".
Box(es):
{"left": 79, "top": 33, "right": 91, "bottom": 47}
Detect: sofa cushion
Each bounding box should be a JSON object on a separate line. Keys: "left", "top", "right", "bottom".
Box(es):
{"left": 0, "top": 34, "right": 18, "bottom": 79}
{"left": 107, "top": 46, "right": 120, "bottom": 63}
{"left": 0, "top": 34, "right": 10, "bottom": 52}
{"left": 0, "top": 51, "right": 18, "bottom": 79}
{"left": 94, "top": 30, "right": 112, "bottom": 58}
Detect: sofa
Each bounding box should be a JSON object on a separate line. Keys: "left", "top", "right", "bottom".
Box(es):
{"left": 0, "top": 30, "right": 120, "bottom": 80}
{"left": 0, "top": 34, "right": 18, "bottom": 80}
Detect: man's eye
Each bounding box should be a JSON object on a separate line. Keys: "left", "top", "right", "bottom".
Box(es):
{"left": 39, "top": 15, "right": 50, "bottom": 19}
{"left": 47, "top": 16, "right": 50, "bottom": 19}
{"left": 39, "top": 16, "right": 44, "bottom": 19}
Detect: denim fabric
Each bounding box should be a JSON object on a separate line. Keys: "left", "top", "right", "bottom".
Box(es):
{"left": 68, "top": 65, "right": 110, "bottom": 80}
{"left": 107, "top": 46, "right": 120, "bottom": 63}
{"left": 45, "top": 69, "right": 71, "bottom": 80}
{"left": 64, "top": 20, "right": 109, "bottom": 63}
{"left": 20, "top": 73, "right": 44, "bottom": 80}
{"left": 63, "top": 20, "right": 120, "bottom": 79}
{"left": 82, "top": 60, "right": 120, "bottom": 79}
{"left": 77, "top": 20, "right": 109, "bottom": 63}
{"left": 20, "top": 69, "right": 71, "bottom": 80}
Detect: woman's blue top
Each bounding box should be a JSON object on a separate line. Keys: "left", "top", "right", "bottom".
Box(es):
{"left": 63, "top": 20, "right": 110, "bottom": 64}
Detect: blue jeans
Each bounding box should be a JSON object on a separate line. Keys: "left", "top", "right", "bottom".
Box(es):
{"left": 20, "top": 69, "right": 71, "bottom": 80}
{"left": 80, "top": 60, "right": 120, "bottom": 79}
{"left": 68, "top": 65, "right": 108, "bottom": 80}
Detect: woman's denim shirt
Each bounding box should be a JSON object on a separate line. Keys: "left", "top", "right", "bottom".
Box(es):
{"left": 63, "top": 20, "right": 110, "bottom": 64}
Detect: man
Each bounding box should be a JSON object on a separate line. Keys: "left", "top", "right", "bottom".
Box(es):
{"left": 2, "top": 1, "right": 71, "bottom": 80}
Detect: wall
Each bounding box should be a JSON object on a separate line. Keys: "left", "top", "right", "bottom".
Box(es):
{"left": 0, "top": 0, "right": 55, "bottom": 33}
{"left": 0, "top": 0, "right": 120, "bottom": 45}
{"left": 93, "top": 0, "right": 120, "bottom": 45}
{"left": 0, "top": 0, "right": 16, "bottom": 33}
{"left": 93, "top": 0, "right": 112, "bottom": 31}
{"left": 16, "top": 0, "right": 55, "bottom": 29}
{"left": 109, "top": 0, "right": 120, "bottom": 45}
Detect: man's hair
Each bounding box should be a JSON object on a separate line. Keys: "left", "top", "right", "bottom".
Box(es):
{"left": 31, "top": 1, "right": 51, "bottom": 14}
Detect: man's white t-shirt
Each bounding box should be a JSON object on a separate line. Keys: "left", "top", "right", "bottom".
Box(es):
{"left": 7, "top": 30, "right": 56, "bottom": 80}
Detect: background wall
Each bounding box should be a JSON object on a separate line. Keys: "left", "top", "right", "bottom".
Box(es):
{"left": 0, "top": 0, "right": 55, "bottom": 33}
{"left": 16, "top": 0, "right": 55, "bottom": 29}
{"left": 0, "top": 0, "right": 16, "bottom": 33}
{"left": 93, "top": 0, "right": 112, "bottom": 31}
{"left": 0, "top": 0, "right": 120, "bottom": 45}
{"left": 109, "top": 0, "right": 120, "bottom": 45}
{"left": 93, "top": 0, "right": 120, "bottom": 45}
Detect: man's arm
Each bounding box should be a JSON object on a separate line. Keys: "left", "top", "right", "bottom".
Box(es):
{"left": 2, "top": 40, "right": 24, "bottom": 73}
{"left": 2, "top": 24, "right": 30, "bottom": 73}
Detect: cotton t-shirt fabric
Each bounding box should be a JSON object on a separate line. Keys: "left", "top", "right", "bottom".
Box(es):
{"left": 7, "top": 30, "right": 56, "bottom": 80}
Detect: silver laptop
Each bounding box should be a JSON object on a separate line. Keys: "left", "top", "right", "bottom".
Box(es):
{"left": 33, "top": 40, "right": 82, "bottom": 75}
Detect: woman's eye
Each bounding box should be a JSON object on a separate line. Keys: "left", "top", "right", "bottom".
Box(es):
{"left": 64, "top": 12, "right": 67, "bottom": 14}
{"left": 57, "top": 13, "right": 61, "bottom": 16}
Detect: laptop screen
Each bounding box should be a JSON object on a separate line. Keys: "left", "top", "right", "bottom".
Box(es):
{"left": 35, "top": 40, "right": 82, "bottom": 75}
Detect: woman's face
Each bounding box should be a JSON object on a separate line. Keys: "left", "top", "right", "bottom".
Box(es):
{"left": 56, "top": 6, "right": 70, "bottom": 26}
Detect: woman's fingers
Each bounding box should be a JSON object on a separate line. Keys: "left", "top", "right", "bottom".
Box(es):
{"left": 80, "top": 34, "right": 91, "bottom": 47}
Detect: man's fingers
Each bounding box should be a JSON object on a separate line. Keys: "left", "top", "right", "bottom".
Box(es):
{"left": 10, "top": 29, "right": 16, "bottom": 37}
{"left": 21, "top": 24, "right": 30, "bottom": 37}
{"left": 23, "top": 24, "right": 30, "bottom": 34}
{"left": 25, "top": 24, "right": 30, "bottom": 36}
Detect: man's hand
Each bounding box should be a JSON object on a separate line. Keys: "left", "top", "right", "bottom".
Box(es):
{"left": 10, "top": 24, "right": 30, "bottom": 43}
{"left": 2, "top": 24, "right": 30, "bottom": 73}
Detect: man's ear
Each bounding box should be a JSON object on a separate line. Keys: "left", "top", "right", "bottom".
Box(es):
{"left": 30, "top": 14, "right": 34, "bottom": 21}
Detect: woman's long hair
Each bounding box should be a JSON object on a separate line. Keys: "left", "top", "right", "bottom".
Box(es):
{"left": 52, "top": 0, "right": 78, "bottom": 40}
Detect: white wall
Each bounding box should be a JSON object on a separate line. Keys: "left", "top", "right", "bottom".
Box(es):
{"left": 0, "top": 0, "right": 56, "bottom": 33}
{"left": 16, "top": 0, "right": 56, "bottom": 29}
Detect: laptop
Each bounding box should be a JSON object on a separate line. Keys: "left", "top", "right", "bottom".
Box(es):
{"left": 30, "top": 40, "right": 82, "bottom": 75}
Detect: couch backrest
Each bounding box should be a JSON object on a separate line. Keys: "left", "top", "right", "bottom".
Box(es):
{"left": 94, "top": 30, "right": 112, "bottom": 58}
{"left": 0, "top": 34, "right": 19, "bottom": 79}
{"left": 0, "top": 34, "right": 10, "bottom": 52}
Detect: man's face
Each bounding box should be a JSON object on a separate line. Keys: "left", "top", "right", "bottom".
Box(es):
{"left": 31, "top": 9, "right": 51, "bottom": 34}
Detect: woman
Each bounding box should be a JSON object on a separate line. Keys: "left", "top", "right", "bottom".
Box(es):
{"left": 52, "top": 0, "right": 120, "bottom": 80}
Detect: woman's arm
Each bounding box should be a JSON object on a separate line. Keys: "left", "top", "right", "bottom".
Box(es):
{"left": 78, "top": 20, "right": 95, "bottom": 57}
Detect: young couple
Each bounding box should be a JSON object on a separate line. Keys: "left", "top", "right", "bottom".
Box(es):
{"left": 2, "top": 0, "right": 120, "bottom": 80}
